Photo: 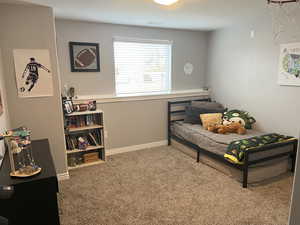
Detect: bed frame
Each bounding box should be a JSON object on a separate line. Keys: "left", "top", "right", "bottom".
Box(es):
{"left": 167, "top": 98, "right": 298, "bottom": 188}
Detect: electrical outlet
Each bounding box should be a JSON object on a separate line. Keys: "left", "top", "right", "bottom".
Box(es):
{"left": 250, "top": 30, "right": 255, "bottom": 39}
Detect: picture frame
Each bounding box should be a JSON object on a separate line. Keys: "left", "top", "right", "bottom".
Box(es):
{"left": 13, "top": 49, "right": 53, "bottom": 97}
{"left": 69, "top": 42, "right": 100, "bottom": 72}
{"left": 278, "top": 42, "right": 300, "bottom": 86}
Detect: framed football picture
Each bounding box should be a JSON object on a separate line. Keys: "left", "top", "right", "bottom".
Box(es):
{"left": 69, "top": 42, "right": 100, "bottom": 72}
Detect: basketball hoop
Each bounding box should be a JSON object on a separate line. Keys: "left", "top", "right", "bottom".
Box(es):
{"left": 268, "top": 0, "right": 299, "bottom": 5}
{"left": 267, "top": 0, "right": 300, "bottom": 42}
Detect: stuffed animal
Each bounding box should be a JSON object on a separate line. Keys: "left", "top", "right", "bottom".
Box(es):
{"left": 223, "top": 110, "right": 256, "bottom": 129}
{"left": 78, "top": 137, "right": 88, "bottom": 150}
{"left": 207, "top": 122, "right": 247, "bottom": 135}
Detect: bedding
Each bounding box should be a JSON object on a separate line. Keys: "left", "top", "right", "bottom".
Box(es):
{"left": 171, "top": 121, "right": 293, "bottom": 165}
{"left": 224, "top": 133, "right": 295, "bottom": 164}
{"left": 171, "top": 121, "right": 263, "bottom": 155}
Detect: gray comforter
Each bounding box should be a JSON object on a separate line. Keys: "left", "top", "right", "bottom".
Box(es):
{"left": 171, "top": 121, "right": 264, "bottom": 156}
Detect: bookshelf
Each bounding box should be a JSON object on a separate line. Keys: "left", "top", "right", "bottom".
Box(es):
{"left": 63, "top": 109, "right": 106, "bottom": 171}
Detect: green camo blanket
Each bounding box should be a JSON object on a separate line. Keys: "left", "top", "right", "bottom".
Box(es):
{"left": 224, "top": 133, "right": 294, "bottom": 165}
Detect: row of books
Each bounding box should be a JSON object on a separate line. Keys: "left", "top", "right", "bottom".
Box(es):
{"left": 67, "top": 115, "right": 99, "bottom": 128}
{"left": 65, "top": 130, "right": 102, "bottom": 150}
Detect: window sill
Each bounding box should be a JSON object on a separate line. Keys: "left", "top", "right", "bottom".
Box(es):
{"left": 74, "top": 89, "right": 210, "bottom": 104}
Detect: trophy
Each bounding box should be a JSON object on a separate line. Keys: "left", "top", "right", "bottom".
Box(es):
{"left": 1, "top": 127, "right": 41, "bottom": 178}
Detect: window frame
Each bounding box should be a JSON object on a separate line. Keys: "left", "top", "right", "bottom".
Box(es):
{"left": 113, "top": 36, "right": 173, "bottom": 96}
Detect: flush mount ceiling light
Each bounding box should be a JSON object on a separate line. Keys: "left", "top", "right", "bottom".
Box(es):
{"left": 153, "top": 0, "right": 178, "bottom": 6}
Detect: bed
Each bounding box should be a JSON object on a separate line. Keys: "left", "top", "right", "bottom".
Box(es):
{"left": 168, "top": 98, "right": 298, "bottom": 188}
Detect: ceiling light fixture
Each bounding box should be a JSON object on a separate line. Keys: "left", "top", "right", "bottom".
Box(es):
{"left": 154, "top": 0, "right": 178, "bottom": 6}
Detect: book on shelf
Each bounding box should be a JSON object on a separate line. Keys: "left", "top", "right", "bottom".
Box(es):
{"left": 88, "top": 133, "right": 98, "bottom": 146}
{"left": 66, "top": 114, "right": 98, "bottom": 129}
{"left": 86, "top": 115, "right": 95, "bottom": 126}
{"left": 65, "top": 132, "right": 101, "bottom": 150}
{"left": 91, "top": 129, "right": 102, "bottom": 145}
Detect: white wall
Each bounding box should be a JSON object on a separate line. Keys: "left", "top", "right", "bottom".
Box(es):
{"left": 55, "top": 19, "right": 209, "bottom": 149}
{"left": 0, "top": 4, "right": 67, "bottom": 174}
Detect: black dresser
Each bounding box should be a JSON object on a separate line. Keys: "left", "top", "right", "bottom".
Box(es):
{"left": 0, "top": 139, "right": 60, "bottom": 225}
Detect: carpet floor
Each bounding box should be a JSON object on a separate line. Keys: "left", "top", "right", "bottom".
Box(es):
{"left": 58, "top": 146, "right": 293, "bottom": 225}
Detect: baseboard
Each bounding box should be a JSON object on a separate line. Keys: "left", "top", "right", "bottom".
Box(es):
{"left": 106, "top": 140, "right": 168, "bottom": 156}
{"left": 57, "top": 172, "right": 70, "bottom": 181}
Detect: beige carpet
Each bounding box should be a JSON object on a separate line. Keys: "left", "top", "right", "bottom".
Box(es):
{"left": 58, "top": 146, "right": 293, "bottom": 225}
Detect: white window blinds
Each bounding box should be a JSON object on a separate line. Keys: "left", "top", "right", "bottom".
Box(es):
{"left": 113, "top": 38, "right": 172, "bottom": 95}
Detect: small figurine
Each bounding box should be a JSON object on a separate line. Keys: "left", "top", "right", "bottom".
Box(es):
{"left": 78, "top": 137, "right": 88, "bottom": 150}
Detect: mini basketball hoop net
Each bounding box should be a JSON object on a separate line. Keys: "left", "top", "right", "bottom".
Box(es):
{"left": 268, "top": 0, "right": 300, "bottom": 42}
{"left": 268, "top": 0, "right": 299, "bottom": 5}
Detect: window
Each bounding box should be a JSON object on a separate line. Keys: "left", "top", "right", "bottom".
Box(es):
{"left": 113, "top": 37, "right": 172, "bottom": 96}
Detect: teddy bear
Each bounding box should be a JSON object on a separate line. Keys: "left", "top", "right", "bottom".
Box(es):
{"left": 207, "top": 122, "right": 246, "bottom": 135}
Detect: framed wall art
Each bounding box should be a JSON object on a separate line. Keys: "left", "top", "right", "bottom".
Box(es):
{"left": 278, "top": 42, "right": 300, "bottom": 86}
{"left": 69, "top": 42, "right": 100, "bottom": 72}
{"left": 13, "top": 49, "right": 53, "bottom": 98}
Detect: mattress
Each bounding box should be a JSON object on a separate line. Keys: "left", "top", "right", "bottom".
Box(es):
{"left": 171, "top": 121, "right": 293, "bottom": 164}
{"left": 171, "top": 121, "right": 265, "bottom": 155}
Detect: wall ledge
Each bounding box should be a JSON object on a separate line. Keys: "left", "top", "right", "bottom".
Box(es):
{"left": 74, "top": 89, "right": 210, "bottom": 103}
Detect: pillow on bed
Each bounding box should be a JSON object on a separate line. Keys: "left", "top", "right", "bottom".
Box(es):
{"left": 191, "top": 101, "right": 224, "bottom": 110}
{"left": 184, "top": 106, "right": 225, "bottom": 124}
{"left": 200, "top": 113, "right": 223, "bottom": 130}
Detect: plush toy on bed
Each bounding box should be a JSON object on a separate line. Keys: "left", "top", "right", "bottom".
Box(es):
{"left": 207, "top": 122, "right": 247, "bottom": 135}
{"left": 223, "top": 110, "right": 256, "bottom": 129}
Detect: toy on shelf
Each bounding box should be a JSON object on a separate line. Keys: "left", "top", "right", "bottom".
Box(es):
{"left": 77, "top": 137, "right": 88, "bottom": 150}
{"left": 0, "top": 127, "right": 42, "bottom": 178}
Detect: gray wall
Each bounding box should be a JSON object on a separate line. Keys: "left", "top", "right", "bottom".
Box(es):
{"left": 206, "top": 20, "right": 300, "bottom": 137}
{"left": 206, "top": 13, "right": 300, "bottom": 225}
{"left": 56, "top": 19, "right": 208, "bottom": 96}
{"left": 0, "top": 4, "right": 67, "bottom": 174}
{"left": 98, "top": 100, "right": 167, "bottom": 149}
{"left": 0, "top": 50, "right": 11, "bottom": 159}
{"left": 56, "top": 19, "right": 209, "bottom": 149}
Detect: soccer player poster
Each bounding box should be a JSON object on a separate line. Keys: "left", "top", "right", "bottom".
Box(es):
{"left": 13, "top": 49, "right": 53, "bottom": 97}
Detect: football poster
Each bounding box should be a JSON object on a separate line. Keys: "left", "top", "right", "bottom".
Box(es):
{"left": 69, "top": 42, "right": 100, "bottom": 72}
{"left": 13, "top": 49, "right": 53, "bottom": 98}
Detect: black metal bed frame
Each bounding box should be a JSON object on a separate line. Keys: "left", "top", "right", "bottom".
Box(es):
{"left": 167, "top": 98, "right": 298, "bottom": 188}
